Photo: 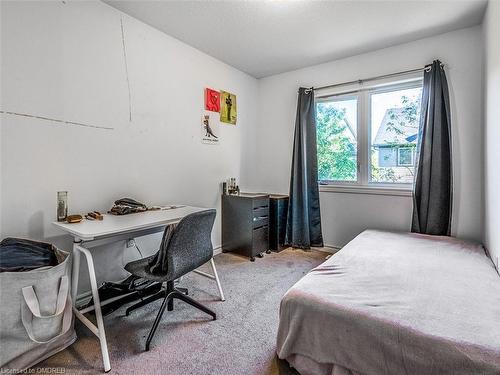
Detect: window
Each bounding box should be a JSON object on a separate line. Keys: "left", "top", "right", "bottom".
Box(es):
{"left": 316, "top": 96, "right": 358, "bottom": 182}
{"left": 316, "top": 78, "right": 422, "bottom": 192}
{"left": 370, "top": 85, "right": 422, "bottom": 184}
{"left": 397, "top": 147, "right": 415, "bottom": 167}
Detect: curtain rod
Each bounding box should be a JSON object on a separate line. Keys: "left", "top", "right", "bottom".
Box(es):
{"left": 307, "top": 64, "right": 437, "bottom": 93}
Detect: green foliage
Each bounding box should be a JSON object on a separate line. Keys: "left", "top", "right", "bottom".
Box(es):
{"left": 316, "top": 104, "right": 356, "bottom": 181}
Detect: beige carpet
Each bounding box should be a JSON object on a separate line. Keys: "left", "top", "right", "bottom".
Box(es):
{"left": 36, "top": 248, "right": 328, "bottom": 375}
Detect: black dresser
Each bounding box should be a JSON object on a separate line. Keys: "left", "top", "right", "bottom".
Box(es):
{"left": 222, "top": 193, "right": 270, "bottom": 261}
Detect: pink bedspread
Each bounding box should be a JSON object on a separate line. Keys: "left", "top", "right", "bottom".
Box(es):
{"left": 277, "top": 230, "right": 500, "bottom": 375}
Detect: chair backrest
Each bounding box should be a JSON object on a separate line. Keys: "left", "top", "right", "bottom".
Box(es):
{"left": 162, "top": 209, "right": 216, "bottom": 280}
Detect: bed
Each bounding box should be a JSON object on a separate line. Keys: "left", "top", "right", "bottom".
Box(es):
{"left": 277, "top": 230, "right": 500, "bottom": 375}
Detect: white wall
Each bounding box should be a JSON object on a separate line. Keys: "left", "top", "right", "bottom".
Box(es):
{"left": 244, "top": 27, "right": 484, "bottom": 247}
{"left": 0, "top": 1, "right": 258, "bottom": 291}
{"left": 484, "top": 0, "right": 500, "bottom": 270}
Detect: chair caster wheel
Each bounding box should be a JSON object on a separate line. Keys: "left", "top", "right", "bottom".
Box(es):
{"left": 266, "top": 250, "right": 272, "bottom": 254}
{"left": 257, "top": 253, "right": 264, "bottom": 258}
{"left": 250, "top": 257, "right": 255, "bottom": 262}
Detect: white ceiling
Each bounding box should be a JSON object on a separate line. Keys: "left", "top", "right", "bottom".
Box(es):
{"left": 104, "top": 0, "right": 487, "bottom": 78}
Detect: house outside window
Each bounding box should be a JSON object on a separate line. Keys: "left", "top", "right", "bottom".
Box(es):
{"left": 397, "top": 147, "right": 415, "bottom": 167}
{"left": 316, "top": 77, "right": 423, "bottom": 194}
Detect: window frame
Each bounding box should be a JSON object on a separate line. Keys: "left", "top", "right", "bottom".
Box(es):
{"left": 316, "top": 76, "right": 423, "bottom": 196}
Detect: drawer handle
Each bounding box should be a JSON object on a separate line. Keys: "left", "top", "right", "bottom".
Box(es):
{"left": 253, "top": 225, "right": 268, "bottom": 231}
{"left": 253, "top": 216, "right": 268, "bottom": 221}
{"left": 253, "top": 205, "right": 268, "bottom": 210}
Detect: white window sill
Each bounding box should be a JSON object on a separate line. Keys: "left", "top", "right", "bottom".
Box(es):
{"left": 319, "top": 184, "right": 413, "bottom": 197}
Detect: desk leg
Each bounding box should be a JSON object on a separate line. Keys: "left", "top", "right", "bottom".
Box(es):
{"left": 71, "top": 241, "right": 81, "bottom": 303}
{"left": 210, "top": 258, "right": 225, "bottom": 302}
{"left": 193, "top": 258, "right": 225, "bottom": 301}
{"left": 74, "top": 244, "right": 111, "bottom": 373}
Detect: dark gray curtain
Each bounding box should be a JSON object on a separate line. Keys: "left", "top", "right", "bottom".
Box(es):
{"left": 412, "top": 60, "right": 452, "bottom": 235}
{"left": 285, "top": 87, "right": 324, "bottom": 248}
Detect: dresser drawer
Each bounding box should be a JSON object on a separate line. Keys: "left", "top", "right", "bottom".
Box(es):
{"left": 253, "top": 215, "right": 269, "bottom": 228}
{"left": 252, "top": 197, "right": 269, "bottom": 209}
{"left": 252, "top": 225, "right": 269, "bottom": 254}
{"left": 253, "top": 206, "right": 269, "bottom": 228}
{"left": 253, "top": 206, "right": 268, "bottom": 218}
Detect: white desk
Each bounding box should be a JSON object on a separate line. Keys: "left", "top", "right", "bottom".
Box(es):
{"left": 53, "top": 206, "right": 225, "bottom": 372}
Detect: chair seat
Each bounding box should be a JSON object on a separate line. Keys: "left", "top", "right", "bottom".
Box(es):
{"left": 124, "top": 255, "right": 169, "bottom": 282}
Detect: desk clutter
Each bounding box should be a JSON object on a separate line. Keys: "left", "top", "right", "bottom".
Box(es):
{"left": 56, "top": 194, "right": 184, "bottom": 224}
{"left": 85, "top": 211, "right": 103, "bottom": 221}
{"left": 221, "top": 177, "right": 240, "bottom": 195}
{"left": 109, "top": 197, "right": 147, "bottom": 215}
{"left": 66, "top": 214, "right": 83, "bottom": 223}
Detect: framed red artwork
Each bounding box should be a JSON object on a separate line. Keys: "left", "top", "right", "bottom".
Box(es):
{"left": 205, "top": 88, "right": 220, "bottom": 112}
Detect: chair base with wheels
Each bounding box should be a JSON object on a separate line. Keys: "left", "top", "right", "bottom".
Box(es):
{"left": 126, "top": 280, "right": 216, "bottom": 351}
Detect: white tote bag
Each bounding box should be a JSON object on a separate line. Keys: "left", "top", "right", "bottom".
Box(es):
{"left": 0, "top": 243, "right": 76, "bottom": 371}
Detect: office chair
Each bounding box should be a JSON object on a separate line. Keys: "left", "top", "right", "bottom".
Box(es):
{"left": 124, "top": 209, "right": 217, "bottom": 351}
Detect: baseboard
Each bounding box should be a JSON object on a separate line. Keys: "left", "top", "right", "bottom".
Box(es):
{"left": 483, "top": 245, "right": 499, "bottom": 275}
{"left": 319, "top": 244, "right": 341, "bottom": 254}
{"left": 213, "top": 245, "right": 222, "bottom": 256}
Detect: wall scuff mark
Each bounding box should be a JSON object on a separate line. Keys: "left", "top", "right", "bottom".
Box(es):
{"left": 120, "top": 17, "right": 132, "bottom": 122}
{"left": 0, "top": 110, "right": 113, "bottom": 130}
